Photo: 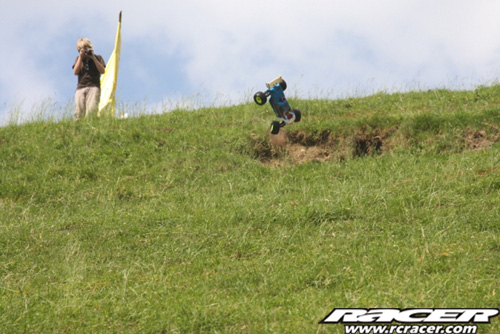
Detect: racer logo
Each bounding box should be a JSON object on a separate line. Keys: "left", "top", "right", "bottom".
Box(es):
{"left": 320, "top": 309, "right": 499, "bottom": 334}
{"left": 320, "top": 308, "right": 500, "bottom": 324}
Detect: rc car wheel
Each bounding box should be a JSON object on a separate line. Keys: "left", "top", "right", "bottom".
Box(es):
{"left": 280, "top": 80, "right": 287, "bottom": 91}
{"left": 254, "top": 91, "right": 267, "bottom": 105}
{"left": 270, "top": 121, "right": 281, "bottom": 135}
{"left": 293, "top": 109, "right": 301, "bottom": 122}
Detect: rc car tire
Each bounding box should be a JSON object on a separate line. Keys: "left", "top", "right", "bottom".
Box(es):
{"left": 270, "top": 121, "right": 281, "bottom": 135}
{"left": 254, "top": 92, "right": 267, "bottom": 105}
{"left": 280, "top": 80, "right": 287, "bottom": 91}
{"left": 293, "top": 109, "right": 301, "bottom": 122}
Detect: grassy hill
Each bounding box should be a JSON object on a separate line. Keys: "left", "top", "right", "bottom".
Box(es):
{"left": 1, "top": 86, "right": 499, "bottom": 333}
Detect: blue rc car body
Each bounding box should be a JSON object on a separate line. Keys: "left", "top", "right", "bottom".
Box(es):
{"left": 253, "top": 76, "right": 301, "bottom": 135}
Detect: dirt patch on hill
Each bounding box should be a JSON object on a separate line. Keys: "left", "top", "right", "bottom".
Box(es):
{"left": 252, "top": 131, "right": 331, "bottom": 166}
{"left": 464, "top": 129, "right": 497, "bottom": 150}
{"left": 252, "top": 126, "right": 498, "bottom": 166}
{"left": 253, "top": 127, "right": 394, "bottom": 165}
{"left": 274, "top": 131, "right": 331, "bottom": 164}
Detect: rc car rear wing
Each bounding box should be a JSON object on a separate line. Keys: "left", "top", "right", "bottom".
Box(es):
{"left": 266, "top": 75, "right": 284, "bottom": 89}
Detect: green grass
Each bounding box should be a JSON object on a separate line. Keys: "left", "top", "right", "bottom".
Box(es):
{"left": 1, "top": 86, "right": 499, "bottom": 333}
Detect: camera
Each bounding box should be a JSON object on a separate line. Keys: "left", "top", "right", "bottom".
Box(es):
{"left": 84, "top": 49, "right": 93, "bottom": 56}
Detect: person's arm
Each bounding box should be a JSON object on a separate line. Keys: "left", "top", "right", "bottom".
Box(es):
{"left": 90, "top": 54, "right": 106, "bottom": 74}
{"left": 73, "top": 51, "right": 85, "bottom": 75}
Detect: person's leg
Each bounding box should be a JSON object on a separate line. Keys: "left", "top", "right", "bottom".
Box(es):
{"left": 74, "top": 88, "right": 87, "bottom": 120}
{"left": 85, "top": 87, "right": 101, "bottom": 117}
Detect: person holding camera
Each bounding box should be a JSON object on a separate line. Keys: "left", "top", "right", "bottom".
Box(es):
{"left": 72, "top": 38, "right": 106, "bottom": 119}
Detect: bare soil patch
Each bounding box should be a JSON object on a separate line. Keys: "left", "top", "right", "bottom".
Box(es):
{"left": 464, "top": 129, "right": 497, "bottom": 150}
{"left": 252, "top": 126, "right": 498, "bottom": 166}
{"left": 253, "top": 130, "right": 341, "bottom": 166}
{"left": 253, "top": 127, "right": 393, "bottom": 165}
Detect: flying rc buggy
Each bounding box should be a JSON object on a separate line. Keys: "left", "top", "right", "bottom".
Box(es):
{"left": 253, "top": 76, "right": 301, "bottom": 135}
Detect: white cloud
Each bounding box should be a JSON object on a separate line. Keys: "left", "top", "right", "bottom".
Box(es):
{"left": 2, "top": 0, "right": 500, "bottom": 123}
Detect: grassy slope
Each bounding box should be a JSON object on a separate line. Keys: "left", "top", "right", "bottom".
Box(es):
{"left": 0, "top": 86, "right": 499, "bottom": 333}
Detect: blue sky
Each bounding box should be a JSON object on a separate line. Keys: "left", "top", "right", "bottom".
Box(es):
{"left": 2, "top": 0, "right": 500, "bottom": 124}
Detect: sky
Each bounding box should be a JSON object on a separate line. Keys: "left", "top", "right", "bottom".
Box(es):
{"left": 2, "top": 0, "right": 500, "bottom": 124}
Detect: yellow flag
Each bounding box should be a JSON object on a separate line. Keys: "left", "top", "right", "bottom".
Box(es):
{"left": 98, "top": 11, "right": 122, "bottom": 117}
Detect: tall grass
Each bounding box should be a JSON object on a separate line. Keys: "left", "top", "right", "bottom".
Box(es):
{"left": 0, "top": 86, "right": 499, "bottom": 333}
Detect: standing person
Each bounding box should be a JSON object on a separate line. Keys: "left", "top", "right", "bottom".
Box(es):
{"left": 72, "top": 38, "right": 106, "bottom": 119}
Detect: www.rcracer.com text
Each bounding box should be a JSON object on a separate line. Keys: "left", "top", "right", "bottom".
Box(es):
{"left": 344, "top": 324, "right": 477, "bottom": 334}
